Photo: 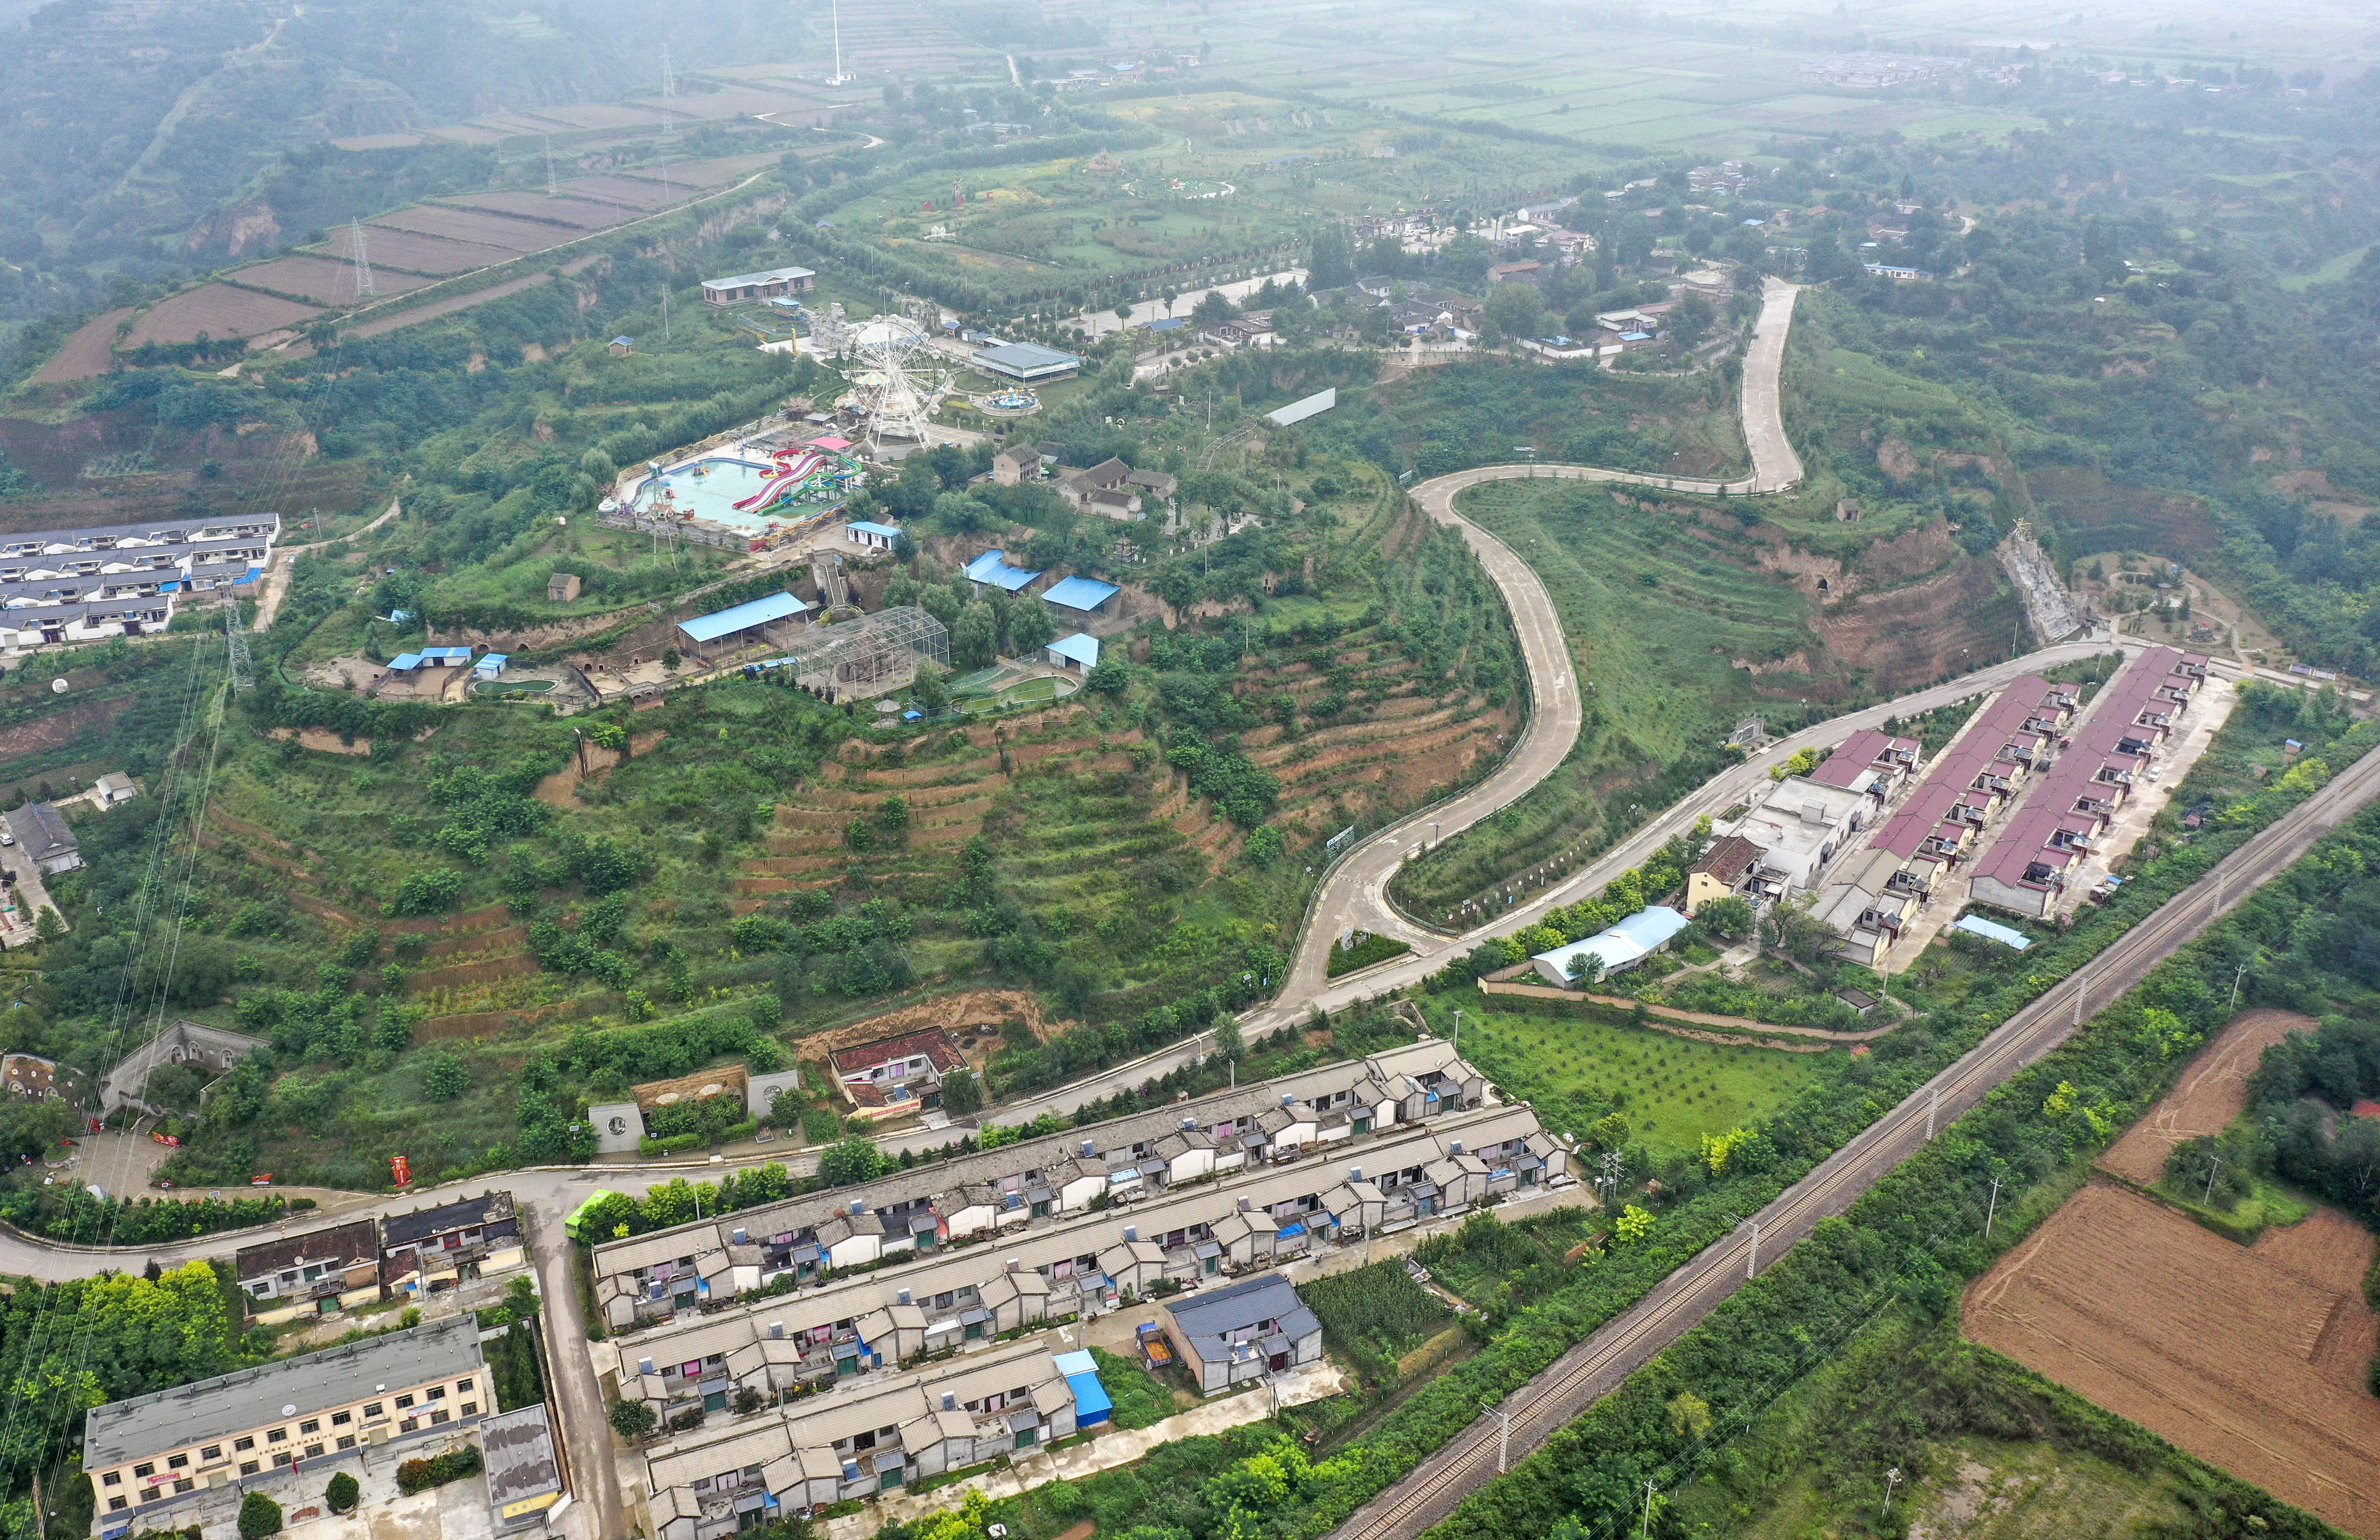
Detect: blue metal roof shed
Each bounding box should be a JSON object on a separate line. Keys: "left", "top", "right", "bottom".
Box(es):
{"left": 388, "top": 653, "right": 423, "bottom": 671}
{"left": 1042, "top": 574, "right": 1120, "bottom": 614}
{"left": 1051, "top": 1349, "right": 1113, "bottom": 1426}
{"left": 964, "top": 551, "right": 1043, "bottom": 593}
{"left": 1047, "top": 632, "right": 1100, "bottom": 670}
{"left": 846, "top": 520, "right": 902, "bottom": 540}
{"left": 679, "top": 591, "right": 810, "bottom": 645}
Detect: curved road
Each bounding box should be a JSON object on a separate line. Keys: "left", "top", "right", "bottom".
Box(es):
{"left": 1336, "top": 721, "right": 2380, "bottom": 1540}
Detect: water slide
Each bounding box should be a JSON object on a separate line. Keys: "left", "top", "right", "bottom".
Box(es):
{"left": 729, "top": 447, "right": 854, "bottom": 512}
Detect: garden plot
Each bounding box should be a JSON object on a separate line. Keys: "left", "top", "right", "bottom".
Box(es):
{"left": 2097, "top": 1008, "right": 2314, "bottom": 1185}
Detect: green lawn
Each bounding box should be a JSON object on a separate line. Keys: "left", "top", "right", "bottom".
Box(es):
{"left": 1445, "top": 997, "right": 1830, "bottom": 1155}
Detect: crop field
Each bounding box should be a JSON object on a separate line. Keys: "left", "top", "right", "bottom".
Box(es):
{"left": 1447, "top": 998, "right": 1830, "bottom": 1154}
{"left": 559, "top": 174, "right": 682, "bottom": 210}
{"left": 343, "top": 274, "right": 556, "bottom": 340}
{"left": 226, "top": 256, "right": 434, "bottom": 306}
{"left": 1413, "top": 1207, "right": 1601, "bottom": 1314}
{"left": 370, "top": 205, "right": 568, "bottom": 254}
{"left": 625, "top": 151, "right": 785, "bottom": 186}
{"left": 1965, "top": 1183, "right": 2380, "bottom": 1540}
{"left": 120, "top": 284, "right": 323, "bottom": 346}
{"left": 1299, "top": 1261, "right": 1454, "bottom": 1379}
{"left": 441, "top": 192, "right": 640, "bottom": 230}
{"left": 338, "top": 227, "right": 511, "bottom": 274}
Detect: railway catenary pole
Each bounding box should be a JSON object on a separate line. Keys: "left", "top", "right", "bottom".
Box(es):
{"left": 1983, "top": 1174, "right": 2003, "bottom": 1239}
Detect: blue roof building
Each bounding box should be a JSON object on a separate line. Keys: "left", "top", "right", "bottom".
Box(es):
{"left": 388, "top": 652, "right": 424, "bottom": 672}
{"left": 1042, "top": 574, "right": 1121, "bottom": 615}
{"left": 474, "top": 653, "right": 509, "bottom": 679}
{"left": 974, "top": 342, "right": 1084, "bottom": 382}
{"left": 1046, "top": 632, "right": 1100, "bottom": 672}
{"left": 964, "top": 550, "right": 1044, "bottom": 594}
{"left": 677, "top": 590, "right": 812, "bottom": 656}
{"left": 1052, "top": 1349, "right": 1113, "bottom": 1426}
{"left": 420, "top": 646, "right": 476, "bottom": 666}
{"left": 1529, "top": 905, "right": 1690, "bottom": 987}
{"left": 845, "top": 520, "right": 903, "bottom": 551}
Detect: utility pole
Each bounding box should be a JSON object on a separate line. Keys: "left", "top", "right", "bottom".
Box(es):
{"left": 544, "top": 134, "right": 558, "bottom": 197}
{"left": 2230, "top": 960, "right": 2248, "bottom": 1011}
{"left": 2202, "top": 1151, "right": 2227, "bottom": 1205}
{"left": 1452, "top": 1008, "right": 1463, "bottom": 1057}
{"left": 1641, "top": 1481, "right": 1657, "bottom": 1540}
{"left": 1983, "top": 1173, "right": 2002, "bottom": 1239}
{"left": 1881, "top": 1468, "right": 1902, "bottom": 1522}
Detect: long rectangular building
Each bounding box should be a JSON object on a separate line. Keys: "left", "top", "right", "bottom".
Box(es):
{"left": 1967, "top": 647, "right": 2198, "bottom": 918}
{"left": 642, "top": 1341, "right": 1075, "bottom": 1538}
{"left": 591, "top": 1039, "right": 1489, "bottom": 1333}
{"left": 86, "top": 1316, "right": 485, "bottom": 1538}
{"left": 596, "top": 1101, "right": 1561, "bottom": 1422}
{"left": 0, "top": 514, "right": 279, "bottom": 648}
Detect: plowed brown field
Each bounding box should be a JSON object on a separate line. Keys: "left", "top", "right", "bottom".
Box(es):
{"left": 122, "top": 285, "right": 322, "bottom": 346}
{"left": 227, "top": 256, "right": 432, "bottom": 306}
{"left": 2099, "top": 1009, "right": 2317, "bottom": 1184}
{"left": 1966, "top": 1183, "right": 2380, "bottom": 1537}
{"left": 1968, "top": 1009, "right": 2380, "bottom": 1538}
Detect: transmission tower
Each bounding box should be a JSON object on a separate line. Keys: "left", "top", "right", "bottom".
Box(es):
{"left": 347, "top": 218, "right": 377, "bottom": 298}
{"left": 829, "top": 0, "right": 847, "bottom": 84}
{"left": 659, "top": 39, "right": 676, "bottom": 139}
{"left": 544, "top": 134, "right": 558, "bottom": 198}
{"left": 224, "top": 604, "right": 254, "bottom": 692}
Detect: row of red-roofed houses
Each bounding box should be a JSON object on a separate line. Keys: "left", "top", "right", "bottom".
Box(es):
{"left": 1801, "top": 677, "right": 2085, "bottom": 966}
{"left": 1683, "top": 649, "right": 2213, "bottom": 967}
{"left": 1964, "top": 648, "right": 2209, "bottom": 919}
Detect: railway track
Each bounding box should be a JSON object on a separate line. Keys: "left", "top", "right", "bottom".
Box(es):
{"left": 1335, "top": 741, "right": 2380, "bottom": 1540}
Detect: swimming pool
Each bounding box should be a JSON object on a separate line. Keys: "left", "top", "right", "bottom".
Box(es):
{"left": 634, "top": 458, "right": 790, "bottom": 534}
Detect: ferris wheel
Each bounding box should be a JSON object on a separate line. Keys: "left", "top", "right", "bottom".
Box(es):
{"left": 845, "top": 315, "right": 951, "bottom": 452}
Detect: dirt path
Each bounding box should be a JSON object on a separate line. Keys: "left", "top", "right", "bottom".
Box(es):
{"left": 255, "top": 498, "right": 400, "bottom": 631}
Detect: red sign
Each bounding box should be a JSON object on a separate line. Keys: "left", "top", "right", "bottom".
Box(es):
{"left": 149, "top": 1131, "right": 180, "bottom": 1147}
{"left": 390, "top": 1155, "right": 413, "bottom": 1187}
